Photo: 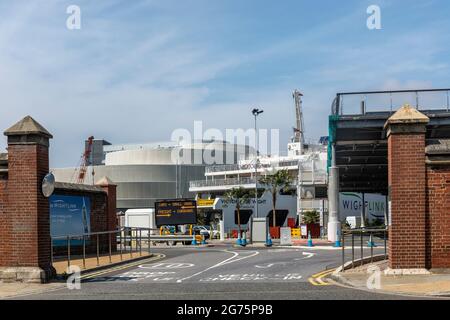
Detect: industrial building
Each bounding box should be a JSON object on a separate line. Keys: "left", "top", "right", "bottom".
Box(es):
{"left": 52, "top": 140, "right": 253, "bottom": 210}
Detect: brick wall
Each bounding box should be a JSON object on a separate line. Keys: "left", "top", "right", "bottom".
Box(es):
{"left": 0, "top": 179, "right": 10, "bottom": 266}
{"left": 388, "top": 132, "right": 427, "bottom": 269}
{"left": 4, "top": 144, "right": 52, "bottom": 271}
{"left": 426, "top": 166, "right": 450, "bottom": 268}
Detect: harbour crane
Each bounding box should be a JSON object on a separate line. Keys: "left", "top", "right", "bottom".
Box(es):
{"left": 72, "top": 136, "right": 95, "bottom": 184}
{"left": 292, "top": 89, "right": 305, "bottom": 155}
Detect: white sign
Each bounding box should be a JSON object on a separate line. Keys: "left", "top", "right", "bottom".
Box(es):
{"left": 300, "top": 225, "right": 307, "bottom": 237}
{"left": 280, "top": 227, "right": 292, "bottom": 246}
{"left": 339, "top": 193, "right": 386, "bottom": 223}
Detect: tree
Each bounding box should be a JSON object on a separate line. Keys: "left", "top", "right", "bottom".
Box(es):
{"left": 259, "top": 169, "right": 293, "bottom": 227}
{"left": 223, "top": 187, "right": 253, "bottom": 235}
{"left": 302, "top": 210, "right": 320, "bottom": 224}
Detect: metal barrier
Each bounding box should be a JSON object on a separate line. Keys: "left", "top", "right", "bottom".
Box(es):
{"left": 340, "top": 227, "right": 388, "bottom": 272}
{"left": 51, "top": 227, "right": 158, "bottom": 269}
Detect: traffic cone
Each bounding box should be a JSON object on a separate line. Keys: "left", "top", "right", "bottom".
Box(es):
{"left": 307, "top": 231, "right": 314, "bottom": 247}
{"left": 367, "top": 234, "right": 376, "bottom": 247}
{"left": 334, "top": 230, "right": 341, "bottom": 247}
{"left": 236, "top": 232, "right": 242, "bottom": 246}
{"left": 265, "top": 233, "right": 273, "bottom": 247}
{"left": 241, "top": 231, "right": 247, "bottom": 246}
{"left": 191, "top": 234, "right": 198, "bottom": 246}
{"left": 201, "top": 234, "right": 207, "bottom": 245}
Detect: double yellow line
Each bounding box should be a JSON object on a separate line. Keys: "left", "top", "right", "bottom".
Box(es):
{"left": 308, "top": 268, "right": 335, "bottom": 286}
{"left": 81, "top": 254, "right": 165, "bottom": 280}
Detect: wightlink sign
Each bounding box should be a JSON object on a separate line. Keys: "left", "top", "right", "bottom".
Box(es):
{"left": 339, "top": 192, "right": 386, "bottom": 223}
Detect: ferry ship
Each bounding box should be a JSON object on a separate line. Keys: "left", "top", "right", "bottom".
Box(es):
{"left": 189, "top": 91, "right": 329, "bottom": 239}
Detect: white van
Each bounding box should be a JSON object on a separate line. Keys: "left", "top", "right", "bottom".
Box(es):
{"left": 124, "top": 208, "right": 158, "bottom": 236}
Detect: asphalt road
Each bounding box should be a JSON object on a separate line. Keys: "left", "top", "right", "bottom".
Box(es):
{"left": 15, "top": 244, "right": 416, "bottom": 300}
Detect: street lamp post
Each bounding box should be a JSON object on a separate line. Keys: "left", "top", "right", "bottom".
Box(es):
{"left": 252, "top": 108, "right": 264, "bottom": 218}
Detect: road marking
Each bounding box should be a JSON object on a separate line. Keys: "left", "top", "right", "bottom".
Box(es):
{"left": 302, "top": 252, "right": 315, "bottom": 259}
{"left": 176, "top": 250, "right": 259, "bottom": 283}
{"left": 200, "top": 273, "right": 303, "bottom": 282}
{"left": 308, "top": 269, "right": 336, "bottom": 286}
{"left": 255, "top": 263, "right": 277, "bottom": 269}
{"left": 138, "top": 262, "right": 195, "bottom": 269}
{"left": 81, "top": 254, "right": 165, "bottom": 280}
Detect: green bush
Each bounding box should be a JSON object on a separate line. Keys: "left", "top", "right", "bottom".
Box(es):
{"left": 302, "top": 210, "right": 320, "bottom": 224}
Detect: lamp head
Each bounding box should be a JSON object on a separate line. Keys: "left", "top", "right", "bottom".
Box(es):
{"left": 252, "top": 108, "right": 264, "bottom": 116}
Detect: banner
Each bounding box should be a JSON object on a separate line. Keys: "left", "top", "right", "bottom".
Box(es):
{"left": 50, "top": 195, "right": 91, "bottom": 246}
{"left": 339, "top": 192, "right": 386, "bottom": 223}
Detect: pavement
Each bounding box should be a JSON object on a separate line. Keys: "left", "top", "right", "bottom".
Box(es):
{"left": 332, "top": 260, "right": 450, "bottom": 298}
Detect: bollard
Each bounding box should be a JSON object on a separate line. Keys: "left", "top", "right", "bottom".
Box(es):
{"left": 334, "top": 229, "right": 341, "bottom": 247}
{"left": 236, "top": 232, "right": 242, "bottom": 246}
{"left": 265, "top": 233, "right": 273, "bottom": 247}
{"left": 201, "top": 234, "right": 207, "bottom": 245}
{"left": 192, "top": 234, "right": 198, "bottom": 246}
{"left": 307, "top": 231, "right": 314, "bottom": 247}
{"left": 367, "top": 234, "right": 376, "bottom": 248}
{"left": 241, "top": 231, "right": 247, "bottom": 247}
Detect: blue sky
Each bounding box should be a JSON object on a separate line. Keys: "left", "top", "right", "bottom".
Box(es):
{"left": 0, "top": 0, "right": 449, "bottom": 167}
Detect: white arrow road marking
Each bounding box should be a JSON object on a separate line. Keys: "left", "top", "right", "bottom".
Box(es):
{"left": 176, "top": 250, "right": 259, "bottom": 283}
{"left": 256, "top": 252, "right": 316, "bottom": 268}
{"left": 255, "top": 263, "right": 276, "bottom": 269}
{"left": 302, "top": 252, "right": 315, "bottom": 259}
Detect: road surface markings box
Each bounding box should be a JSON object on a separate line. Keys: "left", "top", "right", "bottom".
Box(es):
{"left": 154, "top": 199, "right": 197, "bottom": 226}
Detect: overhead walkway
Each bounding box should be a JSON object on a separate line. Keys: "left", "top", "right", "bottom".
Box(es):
{"left": 328, "top": 88, "right": 450, "bottom": 194}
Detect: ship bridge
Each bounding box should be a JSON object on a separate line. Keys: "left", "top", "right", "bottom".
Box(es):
{"left": 329, "top": 88, "right": 450, "bottom": 194}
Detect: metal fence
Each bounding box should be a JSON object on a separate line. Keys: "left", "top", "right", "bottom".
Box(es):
{"left": 340, "top": 227, "right": 388, "bottom": 272}
{"left": 51, "top": 227, "right": 157, "bottom": 269}
{"left": 332, "top": 88, "right": 450, "bottom": 116}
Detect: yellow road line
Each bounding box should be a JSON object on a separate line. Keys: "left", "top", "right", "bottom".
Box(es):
{"left": 311, "top": 268, "right": 334, "bottom": 279}
{"left": 81, "top": 254, "right": 165, "bottom": 280}
{"left": 309, "top": 269, "right": 336, "bottom": 286}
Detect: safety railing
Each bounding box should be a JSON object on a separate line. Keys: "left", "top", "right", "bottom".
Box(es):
{"left": 190, "top": 177, "right": 257, "bottom": 188}
{"left": 332, "top": 88, "right": 450, "bottom": 116}
{"left": 51, "top": 227, "right": 158, "bottom": 269}
{"left": 340, "top": 227, "right": 388, "bottom": 272}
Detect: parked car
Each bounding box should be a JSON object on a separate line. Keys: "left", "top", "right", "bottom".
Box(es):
{"left": 193, "top": 225, "right": 221, "bottom": 239}
{"left": 203, "top": 225, "right": 220, "bottom": 239}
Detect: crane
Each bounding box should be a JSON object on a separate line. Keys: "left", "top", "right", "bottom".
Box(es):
{"left": 292, "top": 89, "right": 305, "bottom": 154}
{"left": 72, "top": 136, "right": 95, "bottom": 184}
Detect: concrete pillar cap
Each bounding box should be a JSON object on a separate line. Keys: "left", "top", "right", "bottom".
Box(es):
{"left": 95, "top": 176, "right": 116, "bottom": 186}
{"left": 4, "top": 115, "right": 53, "bottom": 138}
{"left": 384, "top": 104, "right": 430, "bottom": 129}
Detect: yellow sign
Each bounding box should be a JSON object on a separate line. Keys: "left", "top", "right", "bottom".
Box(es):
{"left": 291, "top": 228, "right": 301, "bottom": 238}
{"left": 197, "top": 199, "right": 215, "bottom": 207}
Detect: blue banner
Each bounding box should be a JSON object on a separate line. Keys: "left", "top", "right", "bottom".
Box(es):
{"left": 50, "top": 195, "right": 91, "bottom": 246}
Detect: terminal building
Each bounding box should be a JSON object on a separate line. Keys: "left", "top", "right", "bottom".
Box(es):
{"left": 52, "top": 140, "right": 253, "bottom": 211}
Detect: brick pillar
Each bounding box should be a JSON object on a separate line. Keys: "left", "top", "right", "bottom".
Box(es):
{"left": 0, "top": 116, "right": 55, "bottom": 282}
{"left": 96, "top": 176, "right": 117, "bottom": 250}
{"left": 385, "top": 105, "right": 429, "bottom": 270}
